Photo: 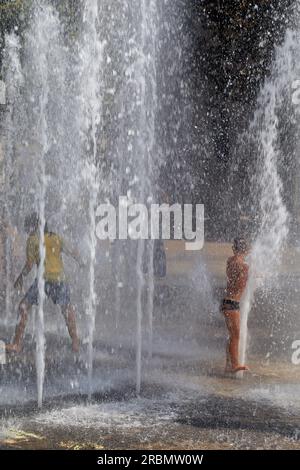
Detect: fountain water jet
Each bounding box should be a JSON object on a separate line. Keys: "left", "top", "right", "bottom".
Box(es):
{"left": 2, "top": 1, "right": 83, "bottom": 405}
{"left": 0, "top": 0, "right": 190, "bottom": 405}
{"left": 133, "top": 0, "right": 158, "bottom": 394}
{"left": 102, "top": 0, "right": 159, "bottom": 394}
{"left": 237, "top": 26, "right": 300, "bottom": 377}
{"left": 2, "top": 34, "right": 23, "bottom": 328}
{"left": 80, "top": 0, "right": 105, "bottom": 400}
{"left": 25, "top": 3, "right": 62, "bottom": 408}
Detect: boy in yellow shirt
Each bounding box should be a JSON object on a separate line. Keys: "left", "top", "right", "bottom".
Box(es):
{"left": 6, "top": 212, "right": 83, "bottom": 353}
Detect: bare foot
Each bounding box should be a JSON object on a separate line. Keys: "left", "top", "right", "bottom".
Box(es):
{"left": 224, "top": 365, "right": 249, "bottom": 374}
{"left": 6, "top": 343, "right": 22, "bottom": 353}
{"left": 232, "top": 365, "right": 249, "bottom": 373}
{"left": 72, "top": 338, "right": 80, "bottom": 353}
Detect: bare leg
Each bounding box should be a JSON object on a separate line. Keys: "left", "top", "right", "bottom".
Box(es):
{"left": 225, "top": 341, "right": 231, "bottom": 372}
{"left": 6, "top": 299, "right": 32, "bottom": 353}
{"left": 61, "top": 304, "right": 80, "bottom": 353}
{"left": 224, "top": 310, "right": 248, "bottom": 373}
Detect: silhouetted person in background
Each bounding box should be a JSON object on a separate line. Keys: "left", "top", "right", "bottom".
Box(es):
{"left": 6, "top": 212, "right": 84, "bottom": 353}
{"left": 153, "top": 239, "right": 166, "bottom": 278}
{"left": 221, "top": 237, "right": 250, "bottom": 374}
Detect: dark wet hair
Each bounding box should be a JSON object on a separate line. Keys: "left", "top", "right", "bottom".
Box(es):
{"left": 24, "top": 212, "right": 49, "bottom": 234}
{"left": 233, "top": 237, "right": 248, "bottom": 254}
{"left": 24, "top": 212, "right": 39, "bottom": 233}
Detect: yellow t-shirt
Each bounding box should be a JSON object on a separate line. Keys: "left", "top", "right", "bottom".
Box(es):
{"left": 26, "top": 233, "right": 65, "bottom": 282}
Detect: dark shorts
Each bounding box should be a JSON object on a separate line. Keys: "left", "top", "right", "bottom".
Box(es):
{"left": 25, "top": 279, "right": 71, "bottom": 307}
{"left": 221, "top": 299, "right": 240, "bottom": 312}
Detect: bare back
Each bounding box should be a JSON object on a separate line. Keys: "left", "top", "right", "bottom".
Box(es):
{"left": 225, "top": 255, "right": 249, "bottom": 301}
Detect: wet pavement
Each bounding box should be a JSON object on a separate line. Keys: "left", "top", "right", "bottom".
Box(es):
{"left": 0, "top": 331, "right": 299, "bottom": 450}
{"left": 0, "top": 243, "right": 300, "bottom": 449}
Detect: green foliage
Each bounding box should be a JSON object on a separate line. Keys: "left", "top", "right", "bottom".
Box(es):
{"left": 0, "top": 0, "right": 81, "bottom": 46}
{"left": 49, "top": 0, "right": 82, "bottom": 41}
{"left": 0, "top": 1, "right": 31, "bottom": 76}
{"left": 0, "top": 0, "right": 81, "bottom": 76}
{"left": 0, "top": 1, "right": 30, "bottom": 31}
